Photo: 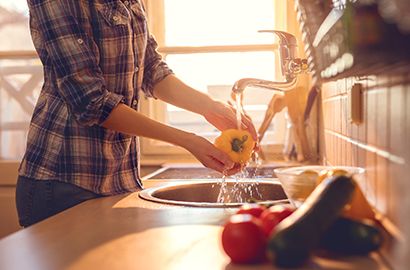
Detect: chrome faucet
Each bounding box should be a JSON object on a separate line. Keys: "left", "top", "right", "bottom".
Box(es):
{"left": 232, "top": 30, "right": 309, "bottom": 93}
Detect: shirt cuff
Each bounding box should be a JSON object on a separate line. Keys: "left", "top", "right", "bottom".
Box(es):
{"left": 141, "top": 60, "right": 174, "bottom": 99}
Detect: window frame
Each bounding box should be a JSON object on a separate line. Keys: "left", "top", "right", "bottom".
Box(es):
{"left": 140, "top": 0, "right": 295, "bottom": 163}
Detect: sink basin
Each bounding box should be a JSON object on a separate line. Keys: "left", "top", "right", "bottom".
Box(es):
{"left": 139, "top": 180, "right": 289, "bottom": 207}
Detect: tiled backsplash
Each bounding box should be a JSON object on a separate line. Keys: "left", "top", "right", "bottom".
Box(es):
{"left": 318, "top": 74, "right": 409, "bottom": 268}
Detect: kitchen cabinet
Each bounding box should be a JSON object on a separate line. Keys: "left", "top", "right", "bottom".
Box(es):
{"left": 0, "top": 179, "right": 391, "bottom": 270}
{"left": 0, "top": 161, "right": 21, "bottom": 239}
{"left": 0, "top": 187, "right": 20, "bottom": 237}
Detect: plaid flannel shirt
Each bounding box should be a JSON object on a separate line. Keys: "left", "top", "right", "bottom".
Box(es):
{"left": 19, "top": 0, "right": 173, "bottom": 195}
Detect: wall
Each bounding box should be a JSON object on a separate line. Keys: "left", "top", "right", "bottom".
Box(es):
{"left": 318, "top": 74, "right": 410, "bottom": 268}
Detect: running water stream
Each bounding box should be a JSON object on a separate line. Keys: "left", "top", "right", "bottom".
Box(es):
{"left": 236, "top": 92, "right": 242, "bottom": 131}
{"left": 215, "top": 93, "right": 263, "bottom": 204}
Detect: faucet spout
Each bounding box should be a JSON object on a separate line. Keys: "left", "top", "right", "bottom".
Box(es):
{"left": 231, "top": 30, "right": 308, "bottom": 94}
{"left": 232, "top": 76, "right": 298, "bottom": 94}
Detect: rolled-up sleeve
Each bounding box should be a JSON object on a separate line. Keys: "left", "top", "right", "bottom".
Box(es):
{"left": 140, "top": 32, "right": 174, "bottom": 98}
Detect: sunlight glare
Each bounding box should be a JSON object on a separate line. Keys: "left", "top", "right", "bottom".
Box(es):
{"left": 0, "top": 0, "right": 28, "bottom": 13}
{"left": 164, "top": 0, "right": 275, "bottom": 46}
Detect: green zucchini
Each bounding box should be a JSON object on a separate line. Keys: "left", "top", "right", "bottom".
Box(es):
{"left": 320, "top": 217, "right": 383, "bottom": 254}
{"left": 266, "top": 174, "right": 356, "bottom": 268}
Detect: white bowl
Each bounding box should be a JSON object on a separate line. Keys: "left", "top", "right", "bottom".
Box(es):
{"left": 274, "top": 166, "right": 365, "bottom": 207}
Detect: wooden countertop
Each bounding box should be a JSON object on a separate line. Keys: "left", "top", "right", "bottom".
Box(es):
{"left": 0, "top": 180, "right": 391, "bottom": 270}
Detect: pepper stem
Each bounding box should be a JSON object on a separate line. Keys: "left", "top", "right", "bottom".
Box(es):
{"left": 231, "top": 135, "right": 248, "bottom": 153}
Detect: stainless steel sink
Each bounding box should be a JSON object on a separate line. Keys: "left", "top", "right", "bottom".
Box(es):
{"left": 143, "top": 164, "right": 292, "bottom": 180}
{"left": 139, "top": 180, "right": 289, "bottom": 207}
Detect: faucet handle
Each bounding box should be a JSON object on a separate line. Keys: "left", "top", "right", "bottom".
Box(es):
{"left": 259, "top": 30, "right": 301, "bottom": 77}
{"left": 289, "top": 58, "right": 310, "bottom": 74}
{"left": 259, "top": 30, "right": 299, "bottom": 59}
{"left": 258, "top": 30, "right": 299, "bottom": 47}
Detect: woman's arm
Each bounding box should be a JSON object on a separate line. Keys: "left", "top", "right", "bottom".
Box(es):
{"left": 153, "top": 74, "right": 258, "bottom": 143}
{"left": 102, "top": 74, "right": 259, "bottom": 175}
{"left": 101, "top": 103, "right": 242, "bottom": 174}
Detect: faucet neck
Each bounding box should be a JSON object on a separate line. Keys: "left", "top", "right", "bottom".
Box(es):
{"left": 232, "top": 76, "right": 298, "bottom": 94}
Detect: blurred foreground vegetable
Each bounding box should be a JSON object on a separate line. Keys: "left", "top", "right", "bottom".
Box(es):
{"left": 220, "top": 172, "right": 384, "bottom": 267}
{"left": 221, "top": 214, "right": 266, "bottom": 264}
{"left": 236, "top": 203, "right": 266, "bottom": 218}
{"left": 317, "top": 168, "right": 376, "bottom": 221}
{"left": 266, "top": 173, "right": 356, "bottom": 268}
{"left": 260, "top": 205, "right": 295, "bottom": 236}
{"left": 320, "top": 217, "right": 383, "bottom": 254}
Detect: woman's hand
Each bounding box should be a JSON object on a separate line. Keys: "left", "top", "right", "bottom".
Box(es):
{"left": 183, "top": 133, "right": 243, "bottom": 176}
{"left": 152, "top": 75, "right": 259, "bottom": 167}
{"left": 203, "top": 99, "right": 259, "bottom": 151}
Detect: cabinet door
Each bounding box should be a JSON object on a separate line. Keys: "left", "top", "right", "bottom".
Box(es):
{"left": 0, "top": 187, "right": 21, "bottom": 239}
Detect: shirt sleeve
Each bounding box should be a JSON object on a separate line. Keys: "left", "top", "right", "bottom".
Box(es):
{"left": 28, "top": 0, "right": 123, "bottom": 126}
{"left": 140, "top": 32, "right": 174, "bottom": 98}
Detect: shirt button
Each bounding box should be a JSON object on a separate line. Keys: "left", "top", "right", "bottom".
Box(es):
{"left": 77, "top": 38, "right": 84, "bottom": 44}
{"left": 124, "top": 1, "right": 129, "bottom": 5}
{"left": 113, "top": 16, "right": 118, "bottom": 21}
{"left": 135, "top": 66, "right": 139, "bottom": 72}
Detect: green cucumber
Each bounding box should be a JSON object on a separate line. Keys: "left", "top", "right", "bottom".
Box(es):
{"left": 266, "top": 174, "right": 356, "bottom": 268}
{"left": 320, "top": 217, "right": 383, "bottom": 254}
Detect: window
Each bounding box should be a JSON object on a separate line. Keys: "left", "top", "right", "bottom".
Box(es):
{"left": 0, "top": 0, "right": 39, "bottom": 160}
{"left": 141, "top": 0, "right": 290, "bottom": 160}
{"left": 0, "top": 0, "right": 293, "bottom": 161}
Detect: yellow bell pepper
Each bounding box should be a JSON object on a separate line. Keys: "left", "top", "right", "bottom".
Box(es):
{"left": 343, "top": 182, "right": 376, "bottom": 221}
{"left": 214, "top": 129, "right": 255, "bottom": 165}
{"left": 317, "top": 169, "right": 376, "bottom": 221}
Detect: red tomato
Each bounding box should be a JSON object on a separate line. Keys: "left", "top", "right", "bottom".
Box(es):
{"left": 236, "top": 203, "right": 266, "bottom": 218}
{"left": 260, "top": 204, "right": 295, "bottom": 236}
{"left": 221, "top": 214, "right": 266, "bottom": 264}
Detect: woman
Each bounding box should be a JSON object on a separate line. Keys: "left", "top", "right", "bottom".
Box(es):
{"left": 16, "top": 0, "right": 258, "bottom": 227}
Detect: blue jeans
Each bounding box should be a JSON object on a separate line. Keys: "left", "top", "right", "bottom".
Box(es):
{"left": 15, "top": 176, "right": 103, "bottom": 227}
